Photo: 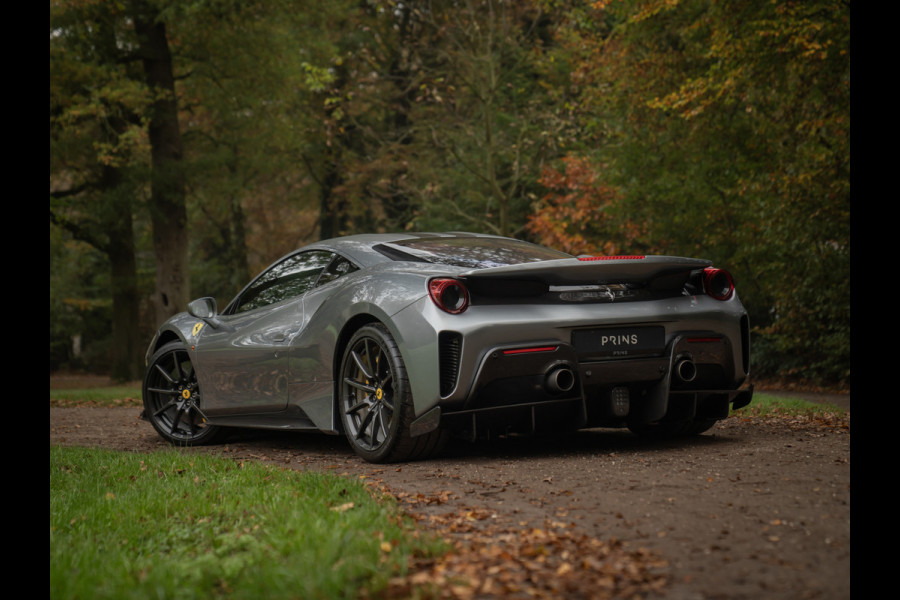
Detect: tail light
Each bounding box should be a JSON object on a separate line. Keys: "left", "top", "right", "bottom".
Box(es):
{"left": 703, "top": 267, "right": 734, "bottom": 301}
{"left": 429, "top": 278, "right": 469, "bottom": 314}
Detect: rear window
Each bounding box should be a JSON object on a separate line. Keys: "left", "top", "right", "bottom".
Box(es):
{"left": 375, "top": 237, "right": 571, "bottom": 269}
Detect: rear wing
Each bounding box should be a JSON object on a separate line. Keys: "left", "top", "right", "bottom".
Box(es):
{"left": 460, "top": 256, "right": 712, "bottom": 286}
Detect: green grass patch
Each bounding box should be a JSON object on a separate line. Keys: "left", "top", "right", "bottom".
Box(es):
{"left": 734, "top": 392, "right": 848, "bottom": 419}
{"left": 50, "top": 446, "right": 445, "bottom": 600}
{"left": 50, "top": 386, "right": 142, "bottom": 407}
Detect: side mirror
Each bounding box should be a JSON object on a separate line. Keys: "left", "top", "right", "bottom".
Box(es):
{"left": 187, "top": 297, "right": 218, "bottom": 319}
{"left": 187, "top": 297, "right": 230, "bottom": 331}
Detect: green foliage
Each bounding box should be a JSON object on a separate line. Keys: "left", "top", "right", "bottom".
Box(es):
{"left": 50, "top": 0, "right": 849, "bottom": 386}
{"left": 406, "top": 1, "right": 563, "bottom": 237}
{"left": 50, "top": 226, "right": 110, "bottom": 371}
{"left": 171, "top": 0, "right": 356, "bottom": 291}
{"left": 543, "top": 0, "right": 850, "bottom": 384}
{"left": 50, "top": 0, "right": 157, "bottom": 379}
{"left": 740, "top": 392, "right": 847, "bottom": 418}
{"left": 50, "top": 446, "right": 444, "bottom": 600}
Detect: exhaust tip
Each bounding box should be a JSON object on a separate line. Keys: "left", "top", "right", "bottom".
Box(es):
{"left": 675, "top": 358, "right": 697, "bottom": 383}
{"left": 545, "top": 367, "right": 576, "bottom": 394}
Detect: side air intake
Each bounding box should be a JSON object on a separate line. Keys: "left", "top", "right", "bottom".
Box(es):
{"left": 439, "top": 332, "right": 462, "bottom": 397}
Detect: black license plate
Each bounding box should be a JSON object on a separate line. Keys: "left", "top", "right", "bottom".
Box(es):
{"left": 572, "top": 326, "right": 665, "bottom": 358}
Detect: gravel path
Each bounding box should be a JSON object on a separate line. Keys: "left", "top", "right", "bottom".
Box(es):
{"left": 50, "top": 402, "right": 850, "bottom": 599}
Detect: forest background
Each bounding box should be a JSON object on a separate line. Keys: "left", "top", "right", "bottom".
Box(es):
{"left": 49, "top": 0, "right": 850, "bottom": 388}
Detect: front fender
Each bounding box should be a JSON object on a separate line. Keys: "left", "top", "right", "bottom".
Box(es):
{"left": 144, "top": 312, "right": 205, "bottom": 365}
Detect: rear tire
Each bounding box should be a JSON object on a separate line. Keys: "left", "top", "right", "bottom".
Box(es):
{"left": 339, "top": 324, "right": 446, "bottom": 463}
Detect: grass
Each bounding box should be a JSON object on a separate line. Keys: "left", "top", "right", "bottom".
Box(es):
{"left": 50, "top": 385, "right": 142, "bottom": 407}
{"left": 50, "top": 446, "right": 445, "bottom": 600}
{"left": 738, "top": 392, "right": 847, "bottom": 417}
{"left": 48, "top": 385, "right": 845, "bottom": 599}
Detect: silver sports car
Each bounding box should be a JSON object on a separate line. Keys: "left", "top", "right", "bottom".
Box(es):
{"left": 142, "top": 232, "right": 753, "bottom": 462}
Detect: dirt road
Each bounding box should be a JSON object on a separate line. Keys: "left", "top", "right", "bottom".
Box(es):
{"left": 50, "top": 405, "right": 850, "bottom": 599}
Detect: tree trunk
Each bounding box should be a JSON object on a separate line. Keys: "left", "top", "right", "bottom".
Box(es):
{"left": 108, "top": 209, "right": 142, "bottom": 381}
{"left": 228, "top": 192, "right": 250, "bottom": 293}
{"left": 131, "top": 0, "right": 190, "bottom": 324}
{"left": 382, "top": 3, "right": 416, "bottom": 230}
{"left": 318, "top": 160, "right": 343, "bottom": 240}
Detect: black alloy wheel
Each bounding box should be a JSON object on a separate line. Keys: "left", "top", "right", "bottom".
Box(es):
{"left": 142, "top": 341, "right": 222, "bottom": 445}
{"left": 339, "top": 324, "right": 448, "bottom": 463}
{"left": 339, "top": 324, "right": 407, "bottom": 462}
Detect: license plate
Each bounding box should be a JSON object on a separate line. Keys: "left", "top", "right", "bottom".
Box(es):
{"left": 572, "top": 326, "right": 665, "bottom": 358}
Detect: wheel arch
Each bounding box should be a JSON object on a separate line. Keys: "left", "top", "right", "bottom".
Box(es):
{"left": 152, "top": 329, "right": 183, "bottom": 352}
{"left": 144, "top": 327, "right": 189, "bottom": 367}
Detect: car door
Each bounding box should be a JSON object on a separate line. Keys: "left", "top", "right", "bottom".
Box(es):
{"left": 289, "top": 254, "right": 360, "bottom": 383}
{"left": 193, "top": 250, "right": 335, "bottom": 416}
{"left": 283, "top": 254, "right": 361, "bottom": 432}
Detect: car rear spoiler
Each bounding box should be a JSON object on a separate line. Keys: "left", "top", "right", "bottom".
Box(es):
{"left": 460, "top": 256, "right": 712, "bottom": 286}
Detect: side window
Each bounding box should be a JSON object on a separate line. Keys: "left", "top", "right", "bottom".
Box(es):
{"left": 235, "top": 250, "right": 334, "bottom": 313}
{"left": 315, "top": 255, "right": 359, "bottom": 288}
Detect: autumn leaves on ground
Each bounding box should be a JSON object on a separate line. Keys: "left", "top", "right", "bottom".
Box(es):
{"left": 369, "top": 406, "right": 850, "bottom": 599}
{"left": 51, "top": 382, "right": 850, "bottom": 599}
{"left": 381, "top": 498, "right": 669, "bottom": 599}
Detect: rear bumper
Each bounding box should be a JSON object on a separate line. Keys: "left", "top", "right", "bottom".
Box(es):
{"left": 410, "top": 333, "right": 753, "bottom": 438}
{"left": 389, "top": 292, "right": 751, "bottom": 429}
{"left": 411, "top": 383, "right": 754, "bottom": 439}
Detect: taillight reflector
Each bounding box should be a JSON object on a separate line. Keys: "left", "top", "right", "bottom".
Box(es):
{"left": 502, "top": 346, "right": 559, "bottom": 355}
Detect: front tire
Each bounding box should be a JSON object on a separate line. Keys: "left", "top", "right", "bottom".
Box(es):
{"left": 339, "top": 324, "right": 445, "bottom": 463}
{"left": 143, "top": 341, "right": 222, "bottom": 445}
